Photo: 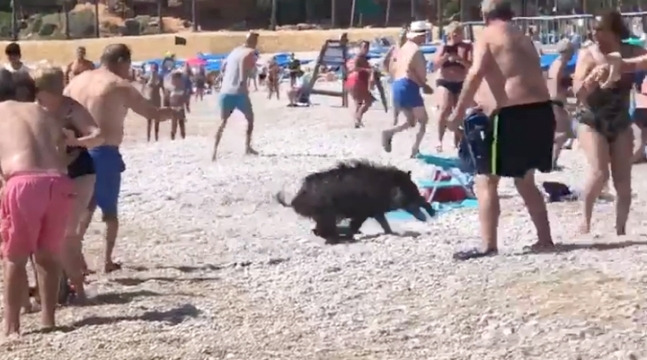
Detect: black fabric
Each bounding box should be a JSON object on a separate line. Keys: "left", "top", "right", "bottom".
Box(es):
{"left": 476, "top": 101, "right": 555, "bottom": 178}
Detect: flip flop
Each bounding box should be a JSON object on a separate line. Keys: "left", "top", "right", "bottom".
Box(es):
{"left": 453, "top": 248, "right": 498, "bottom": 261}
{"left": 381, "top": 132, "right": 393, "bottom": 153}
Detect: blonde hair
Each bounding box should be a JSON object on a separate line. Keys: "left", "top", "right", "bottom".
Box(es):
{"left": 445, "top": 21, "right": 463, "bottom": 35}
{"left": 31, "top": 63, "right": 65, "bottom": 95}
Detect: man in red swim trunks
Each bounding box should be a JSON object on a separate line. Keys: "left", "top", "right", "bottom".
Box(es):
{"left": 346, "top": 40, "right": 374, "bottom": 128}
{"left": 0, "top": 69, "right": 75, "bottom": 336}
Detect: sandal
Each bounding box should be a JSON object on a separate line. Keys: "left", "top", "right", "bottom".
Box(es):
{"left": 453, "top": 248, "right": 498, "bottom": 261}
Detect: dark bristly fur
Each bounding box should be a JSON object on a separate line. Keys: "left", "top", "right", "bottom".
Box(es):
{"left": 276, "top": 160, "right": 435, "bottom": 243}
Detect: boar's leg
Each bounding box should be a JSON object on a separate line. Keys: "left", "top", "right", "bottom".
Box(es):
{"left": 373, "top": 214, "right": 394, "bottom": 234}
{"left": 313, "top": 214, "right": 339, "bottom": 243}
{"left": 349, "top": 217, "right": 368, "bottom": 235}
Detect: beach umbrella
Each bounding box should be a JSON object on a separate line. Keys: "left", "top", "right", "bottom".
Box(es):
{"left": 186, "top": 57, "right": 206, "bottom": 66}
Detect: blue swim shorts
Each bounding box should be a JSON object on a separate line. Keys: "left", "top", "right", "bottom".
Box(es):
{"left": 391, "top": 78, "right": 424, "bottom": 109}
{"left": 88, "top": 146, "right": 125, "bottom": 220}
{"left": 218, "top": 94, "right": 252, "bottom": 117}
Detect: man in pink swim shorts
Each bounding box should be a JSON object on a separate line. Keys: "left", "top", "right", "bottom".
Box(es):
{"left": 0, "top": 69, "right": 75, "bottom": 336}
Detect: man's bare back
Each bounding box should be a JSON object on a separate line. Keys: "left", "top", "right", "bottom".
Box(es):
{"left": 391, "top": 42, "right": 427, "bottom": 85}
{"left": 66, "top": 59, "right": 94, "bottom": 83}
{"left": 64, "top": 69, "right": 129, "bottom": 147}
{"left": 0, "top": 97, "right": 76, "bottom": 336}
{"left": 478, "top": 22, "right": 550, "bottom": 111}
{"left": 0, "top": 101, "right": 67, "bottom": 176}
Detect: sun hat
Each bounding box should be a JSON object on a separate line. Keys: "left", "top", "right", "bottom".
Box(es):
{"left": 407, "top": 20, "right": 431, "bottom": 39}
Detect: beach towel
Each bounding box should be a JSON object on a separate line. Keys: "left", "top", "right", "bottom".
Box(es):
{"left": 386, "top": 199, "right": 478, "bottom": 221}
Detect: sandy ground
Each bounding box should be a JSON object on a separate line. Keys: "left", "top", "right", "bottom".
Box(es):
{"left": 1, "top": 80, "right": 647, "bottom": 359}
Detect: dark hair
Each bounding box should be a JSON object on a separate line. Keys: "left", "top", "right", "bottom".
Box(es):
{"left": 12, "top": 73, "right": 36, "bottom": 102}
{"left": 484, "top": 1, "right": 514, "bottom": 22}
{"left": 359, "top": 40, "right": 370, "bottom": 47}
{"left": 595, "top": 10, "right": 631, "bottom": 40}
{"left": 5, "top": 42, "right": 20, "bottom": 56}
{"left": 100, "top": 43, "right": 132, "bottom": 65}
{"left": 0, "top": 69, "right": 16, "bottom": 101}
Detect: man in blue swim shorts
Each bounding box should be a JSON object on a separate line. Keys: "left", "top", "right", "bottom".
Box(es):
{"left": 65, "top": 43, "right": 179, "bottom": 273}
{"left": 381, "top": 20, "right": 434, "bottom": 158}
{"left": 213, "top": 32, "right": 260, "bottom": 161}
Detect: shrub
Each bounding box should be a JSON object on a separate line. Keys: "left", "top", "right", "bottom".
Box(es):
{"left": 38, "top": 23, "right": 57, "bottom": 37}
{"left": 68, "top": 9, "right": 95, "bottom": 38}
{"left": 31, "top": 15, "right": 43, "bottom": 34}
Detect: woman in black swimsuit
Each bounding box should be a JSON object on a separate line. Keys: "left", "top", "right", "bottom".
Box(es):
{"left": 432, "top": 22, "right": 472, "bottom": 152}
{"left": 572, "top": 11, "right": 646, "bottom": 235}
{"left": 33, "top": 64, "right": 104, "bottom": 303}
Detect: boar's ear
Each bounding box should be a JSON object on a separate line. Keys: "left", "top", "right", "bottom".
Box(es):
{"left": 407, "top": 171, "right": 412, "bottom": 178}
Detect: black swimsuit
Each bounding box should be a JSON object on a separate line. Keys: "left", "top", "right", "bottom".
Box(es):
{"left": 436, "top": 43, "right": 470, "bottom": 95}
{"left": 576, "top": 45, "right": 637, "bottom": 143}
{"left": 65, "top": 111, "right": 95, "bottom": 179}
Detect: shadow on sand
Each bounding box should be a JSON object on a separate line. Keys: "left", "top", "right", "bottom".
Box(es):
{"left": 258, "top": 152, "right": 337, "bottom": 159}
{"left": 24, "top": 304, "right": 201, "bottom": 334}
{"left": 323, "top": 228, "right": 422, "bottom": 245}
{"left": 72, "top": 304, "right": 201, "bottom": 328}
{"left": 127, "top": 263, "right": 225, "bottom": 273}
{"left": 112, "top": 276, "right": 221, "bottom": 287}
{"left": 521, "top": 240, "right": 647, "bottom": 255}
{"left": 90, "top": 290, "right": 162, "bottom": 305}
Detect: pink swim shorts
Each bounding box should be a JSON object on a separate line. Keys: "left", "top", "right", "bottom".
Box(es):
{"left": 1, "top": 172, "right": 75, "bottom": 259}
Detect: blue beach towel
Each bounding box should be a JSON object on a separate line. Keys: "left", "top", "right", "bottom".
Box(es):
{"left": 386, "top": 199, "right": 478, "bottom": 221}
{"left": 415, "top": 153, "right": 460, "bottom": 169}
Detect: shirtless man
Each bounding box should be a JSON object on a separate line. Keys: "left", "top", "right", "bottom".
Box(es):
{"left": 547, "top": 39, "right": 576, "bottom": 169}
{"left": 65, "top": 46, "right": 95, "bottom": 84}
{"left": 0, "top": 69, "right": 76, "bottom": 336}
{"left": 381, "top": 20, "right": 433, "bottom": 158}
{"left": 213, "top": 32, "right": 260, "bottom": 161}
{"left": 141, "top": 63, "right": 164, "bottom": 142}
{"left": 67, "top": 44, "right": 178, "bottom": 273}
{"left": 382, "top": 28, "right": 408, "bottom": 125}
{"left": 447, "top": 0, "right": 554, "bottom": 260}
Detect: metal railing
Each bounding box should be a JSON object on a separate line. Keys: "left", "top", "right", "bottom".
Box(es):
{"left": 462, "top": 11, "right": 647, "bottom": 45}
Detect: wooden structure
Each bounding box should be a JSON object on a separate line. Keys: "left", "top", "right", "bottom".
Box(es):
{"left": 307, "top": 36, "right": 350, "bottom": 107}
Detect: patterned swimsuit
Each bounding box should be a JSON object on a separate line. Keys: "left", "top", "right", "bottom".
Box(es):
{"left": 577, "top": 45, "right": 636, "bottom": 142}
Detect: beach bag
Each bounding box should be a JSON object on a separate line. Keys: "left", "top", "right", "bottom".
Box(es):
{"left": 420, "top": 172, "right": 468, "bottom": 203}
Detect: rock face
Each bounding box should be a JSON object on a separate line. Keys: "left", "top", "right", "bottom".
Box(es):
{"left": 123, "top": 18, "right": 141, "bottom": 36}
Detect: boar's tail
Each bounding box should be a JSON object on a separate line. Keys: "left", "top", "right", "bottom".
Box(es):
{"left": 275, "top": 191, "right": 292, "bottom": 207}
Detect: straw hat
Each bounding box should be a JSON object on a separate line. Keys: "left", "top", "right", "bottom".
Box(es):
{"left": 407, "top": 20, "right": 431, "bottom": 40}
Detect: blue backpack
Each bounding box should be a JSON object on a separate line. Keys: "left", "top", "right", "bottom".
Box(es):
{"left": 458, "top": 111, "right": 490, "bottom": 175}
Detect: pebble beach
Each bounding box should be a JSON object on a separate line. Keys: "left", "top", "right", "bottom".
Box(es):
{"left": 1, "top": 77, "right": 647, "bottom": 359}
